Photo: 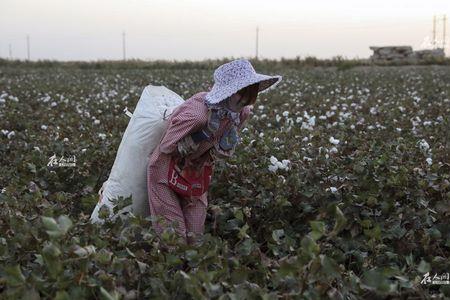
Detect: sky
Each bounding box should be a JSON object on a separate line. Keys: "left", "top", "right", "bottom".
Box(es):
{"left": 0, "top": 0, "right": 449, "bottom": 61}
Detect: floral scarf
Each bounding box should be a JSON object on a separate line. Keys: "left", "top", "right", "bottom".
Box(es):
{"left": 204, "top": 96, "right": 241, "bottom": 126}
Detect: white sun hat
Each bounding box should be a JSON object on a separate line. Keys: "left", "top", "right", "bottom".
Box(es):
{"left": 205, "top": 58, "right": 282, "bottom": 105}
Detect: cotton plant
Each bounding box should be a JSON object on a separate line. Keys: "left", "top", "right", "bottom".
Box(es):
{"left": 329, "top": 136, "right": 340, "bottom": 145}
{"left": 417, "top": 139, "right": 433, "bottom": 166}
{"left": 268, "top": 156, "right": 291, "bottom": 173}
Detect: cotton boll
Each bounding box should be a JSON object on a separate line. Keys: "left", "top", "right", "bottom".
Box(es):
{"left": 327, "top": 187, "right": 338, "bottom": 193}
{"left": 7, "top": 131, "right": 15, "bottom": 139}
{"left": 329, "top": 137, "right": 340, "bottom": 145}
{"left": 418, "top": 139, "right": 430, "bottom": 153}
{"left": 270, "top": 156, "right": 278, "bottom": 165}
{"left": 426, "top": 157, "right": 432, "bottom": 165}
{"left": 268, "top": 165, "right": 278, "bottom": 173}
{"left": 281, "top": 159, "right": 290, "bottom": 169}
{"left": 41, "top": 125, "right": 48, "bottom": 130}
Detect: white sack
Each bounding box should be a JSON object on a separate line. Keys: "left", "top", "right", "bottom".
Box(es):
{"left": 90, "top": 85, "right": 184, "bottom": 223}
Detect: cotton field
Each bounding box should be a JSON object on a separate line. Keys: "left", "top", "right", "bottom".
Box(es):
{"left": 0, "top": 62, "right": 449, "bottom": 299}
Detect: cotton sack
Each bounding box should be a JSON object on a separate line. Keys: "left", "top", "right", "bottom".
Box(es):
{"left": 90, "top": 85, "right": 184, "bottom": 223}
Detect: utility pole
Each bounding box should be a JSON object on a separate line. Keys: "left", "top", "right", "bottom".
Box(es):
{"left": 433, "top": 15, "right": 436, "bottom": 48}
{"left": 122, "top": 31, "right": 126, "bottom": 60}
{"left": 255, "top": 26, "right": 259, "bottom": 60}
{"left": 443, "top": 14, "right": 447, "bottom": 50}
{"left": 27, "top": 35, "right": 30, "bottom": 60}
{"left": 9, "top": 44, "right": 12, "bottom": 59}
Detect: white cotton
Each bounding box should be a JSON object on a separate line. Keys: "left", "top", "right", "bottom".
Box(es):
{"left": 41, "top": 125, "right": 48, "bottom": 130}
{"left": 330, "top": 147, "right": 338, "bottom": 154}
{"left": 268, "top": 165, "right": 278, "bottom": 173}
{"left": 7, "top": 131, "right": 15, "bottom": 139}
{"left": 281, "top": 160, "right": 290, "bottom": 169}
{"left": 259, "top": 132, "right": 264, "bottom": 137}
{"left": 258, "top": 105, "right": 264, "bottom": 110}
{"left": 270, "top": 156, "right": 278, "bottom": 164}
{"left": 94, "top": 119, "right": 100, "bottom": 125}
{"left": 282, "top": 111, "right": 289, "bottom": 117}
{"left": 275, "top": 161, "right": 284, "bottom": 169}
{"left": 1, "top": 129, "right": 8, "bottom": 136}
{"left": 426, "top": 157, "right": 433, "bottom": 165}
{"left": 329, "top": 187, "right": 338, "bottom": 193}
{"left": 98, "top": 133, "right": 107, "bottom": 140}
{"left": 303, "top": 156, "right": 313, "bottom": 161}
{"left": 329, "top": 137, "right": 340, "bottom": 145}
{"left": 418, "top": 139, "right": 430, "bottom": 153}
{"left": 51, "top": 102, "right": 57, "bottom": 107}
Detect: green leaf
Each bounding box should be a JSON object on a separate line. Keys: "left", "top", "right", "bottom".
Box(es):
{"left": 41, "top": 216, "right": 59, "bottom": 231}
{"left": 4, "top": 264, "right": 26, "bottom": 287}
{"left": 272, "top": 229, "right": 285, "bottom": 244}
{"left": 57, "top": 215, "right": 73, "bottom": 234}
{"left": 320, "top": 255, "right": 342, "bottom": 280}
{"left": 309, "top": 221, "right": 325, "bottom": 241}
{"left": 100, "top": 287, "right": 119, "bottom": 300}
{"left": 417, "top": 259, "right": 431, "bottom": 273}
{"left": 330, "top": 205, "right": 347, "bottom": 237}
{"left": 238, "top": 223, "right": 250, "bottom": 239}
{"left": 361, "top": 268, "right": 396, "bottom": 294}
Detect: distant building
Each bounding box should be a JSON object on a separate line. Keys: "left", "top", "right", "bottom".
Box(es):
{"left": 370, "top": 46, "right": 445, "bottom": 63}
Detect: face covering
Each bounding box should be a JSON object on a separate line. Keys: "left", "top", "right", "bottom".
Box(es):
{"left": 204, "top": 96, "right": 241, "bottom": 126}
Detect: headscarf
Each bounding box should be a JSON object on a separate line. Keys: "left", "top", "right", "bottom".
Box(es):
{"left": 204, "top": 96, "right": 241, "bottom": 126}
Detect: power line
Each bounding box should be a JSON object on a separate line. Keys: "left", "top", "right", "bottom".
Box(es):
{"left": 27, "top": 35, "right": 30, "bottom": 60}
{"left": 444, "top": 15, "right": 447, "bottom": 50}
{"left": 255, "top": 26, "right": 259, "bottom": 60}
{"left": 432, "top": 14, "right": 447, "bottom": 49}
{"left": 122, "top": 31, "right": 126, "bottom": 60}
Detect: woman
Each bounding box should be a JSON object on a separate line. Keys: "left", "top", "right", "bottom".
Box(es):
{"left": 147, "top": 58, "right": 282, "bottom": 246}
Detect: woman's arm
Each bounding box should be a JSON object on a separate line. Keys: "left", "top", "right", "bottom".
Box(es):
{"left": 159, "top": 106, "right": 206, "bottom": 156}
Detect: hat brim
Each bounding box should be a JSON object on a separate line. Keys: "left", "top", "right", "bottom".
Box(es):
{"left": 205, "top": 73, "right": 282, "bottom": 105}
{"left": 253, "top": 74, "right": 283, "bottom": 94}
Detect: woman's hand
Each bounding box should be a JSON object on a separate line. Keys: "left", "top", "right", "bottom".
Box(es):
{"left": 176, "top": 135, "right": 199, "bottom": 157}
